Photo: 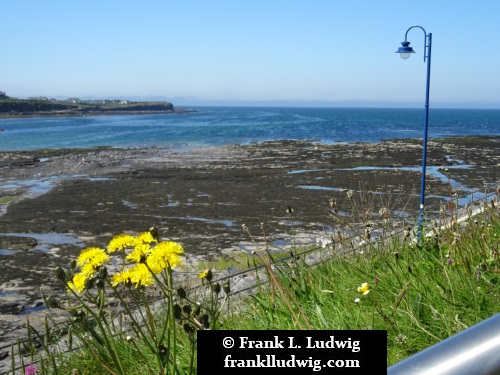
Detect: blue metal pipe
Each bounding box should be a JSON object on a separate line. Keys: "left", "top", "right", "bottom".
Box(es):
{"left": 419, "top": 32, "right": 432, "bottom": 228}
{"left": 399, "top": 26, "right": 432, "bottom": 233}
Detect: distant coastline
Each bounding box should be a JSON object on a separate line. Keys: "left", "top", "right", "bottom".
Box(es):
{"left": 0, "top": 108, "right": 194, "bottom": 119}
{"left": 0, "top": 96, "right": 193, "bottom": 119}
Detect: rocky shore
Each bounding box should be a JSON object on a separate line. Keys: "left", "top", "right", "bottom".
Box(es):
{"left": 0, "top": 137, "right": 499, "bottom": 359}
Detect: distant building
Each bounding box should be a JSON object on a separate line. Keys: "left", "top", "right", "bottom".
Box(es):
{"left": 0, "top": 91, "right": 7, "bottom": 98}
{"left": 67, "top": 98, "right": 81, "bottom": 103}
{"left": 28, "top": 96, "right": 49, "bottom": 101}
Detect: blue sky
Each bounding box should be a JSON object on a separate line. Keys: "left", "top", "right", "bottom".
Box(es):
{"left": 1, "top": 1, "right": 500, "bottom": 108}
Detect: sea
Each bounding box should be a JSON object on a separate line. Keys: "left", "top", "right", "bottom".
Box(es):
{"left": 1, "top": 106, "right": 500, "bottom": 152}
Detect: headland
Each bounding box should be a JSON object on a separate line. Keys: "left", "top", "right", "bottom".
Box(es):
{"left": 0, "top": 95, "right": 190, "bottom": 118}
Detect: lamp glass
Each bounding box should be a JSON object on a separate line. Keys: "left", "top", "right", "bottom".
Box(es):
{"left": 399, "top": 52, "right": 411, "bottom": 59}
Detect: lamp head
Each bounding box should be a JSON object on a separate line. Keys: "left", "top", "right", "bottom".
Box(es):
{"left": 396, "top": 41, "right": 415, "bottom": 59}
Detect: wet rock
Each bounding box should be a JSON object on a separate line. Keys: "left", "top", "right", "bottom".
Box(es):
{"left": 0, "top": 236, "right": 38, "bottom": 251}
{"left": 0, "top": 137, "right": 498, "bottom": 352}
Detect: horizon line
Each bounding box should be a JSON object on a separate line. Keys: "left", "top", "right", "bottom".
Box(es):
{"left": 5, "top": 94, "right": 500, "bottom": 110}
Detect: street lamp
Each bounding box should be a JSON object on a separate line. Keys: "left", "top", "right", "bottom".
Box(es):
{"left": 396, "top": 25, "right": 432, "bottom": 232}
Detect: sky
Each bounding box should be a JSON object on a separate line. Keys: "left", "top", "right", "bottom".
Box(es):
{"left": 1, "top": 1, "right": 500, "bottom": 108}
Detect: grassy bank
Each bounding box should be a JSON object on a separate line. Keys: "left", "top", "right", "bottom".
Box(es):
{"left": 8, "top": 191, "right": 500, "bottom": 374}
{"left": 229, "top": 207, "right": 500, "bottom": 365}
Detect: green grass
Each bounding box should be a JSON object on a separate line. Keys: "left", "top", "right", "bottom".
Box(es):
{"left": 196, "top": 247, "right": 294, "bottom": 271}
{"left": 224, "top": 207, "right": 500, "bottom": 366}
{"left": 0, "top": 196, "right": 16, "bottom": 204}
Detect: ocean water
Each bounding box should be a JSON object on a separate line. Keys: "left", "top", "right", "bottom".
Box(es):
{"left": 0, "top": 107, "right": 499, "bottom": 151}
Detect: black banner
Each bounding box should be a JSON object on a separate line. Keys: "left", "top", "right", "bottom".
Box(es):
{"left": 198, "top": 330, "right": 387, "bottom": 374}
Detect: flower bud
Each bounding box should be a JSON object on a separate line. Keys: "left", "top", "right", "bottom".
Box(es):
{"left": 205, "top": 269, "right": 213, "bottom": 282}
{"left": 95, "top": 278, "right": 105, "bottom": 289}
{"left": 150, "top": 226, "right": 159, "bottom": 241}
{"left": 158, "top": 344, "right": 168, "bottom": 362}
{"left": 54, "top": 267, "right": 67, "bottom": 283}
{"left": 183, "top": 323, "right": 195, "bottom": 334}
{"left": 69, "top": 259, "right": 77, "bottom": 270}
{"left": 212, "top": 282, "right": 221, "bottom": 294}
{"left": 193, "top": 303, "right": 201, "bottom": 315}
{"left": 70, "top": 310, "right": 85, "bottom": 322}
{"left": 182, "top": 304, "right": 192, "bottom": 315}
{"left": 84, "top": 277, "right": 94, "bottom": 290}
{"left": 45, "top": 296, "right": 60, "bottom": 309}
{"left": 173, "top": 304, "right": 182, "bottom": 319}
{"left": 177, "top": 287, "right": 187, "bottom": 299}
{"left": 223, "top": 281, "right": 230, "bottom": 294}
{"left": 65, "top": 269, "right": 74, "bottom": 282}
{"left": 202, "top": 314, "right": 210, "bottom": 329}
{"left": 98, "top": 267, "right": 108, "bottom": 279}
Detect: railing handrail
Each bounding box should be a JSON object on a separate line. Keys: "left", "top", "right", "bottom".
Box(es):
{"left": 388, "top": 313, "right": 500, "bottom": 374}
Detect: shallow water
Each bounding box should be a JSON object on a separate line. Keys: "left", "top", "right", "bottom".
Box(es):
{"left": 170, "top": 216, "right": 237, "bottom": 227}
{"left": 0, "top": 176, "right": 61, "bottom": 196}
{"left": 0, "top": 232, "right": 85, "bottom": 253}
{"left": 1, "top": 107, "right": 499, "bottom": 151}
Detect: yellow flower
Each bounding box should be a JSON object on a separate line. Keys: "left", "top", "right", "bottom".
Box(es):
{"left": 147, "top": 241, "right": 184, "bottom": 273}
{"left": 77, "top": 247, "right": 110, "bottom": 268}
{"left": 199, "top": 269, "right": 212, "bottom": 281}
{"left": 111, "top": 268, "right": 135, "bottom": 287}
{"left": 67, "top": 273, "right": 86, "bottom": 293}
{"left": 130, "top": 263, "right": 154, "bottom": 288}
{"left": 108, "top": 233, "right": 135, "bottom": 253}
{"left": 134, "top": 231, "right": 158, "bottom": 246}
{"left": 127, "top": 243, "right": 151, "bottom": 263}
{"left": 157, "top": 241, "right": 184, "bottom": 255}
{"left": 80, "top": 262, "right": 97, "bottom": 277}
{"left": 357, "top": 282, "right": 370, "bottom": 295}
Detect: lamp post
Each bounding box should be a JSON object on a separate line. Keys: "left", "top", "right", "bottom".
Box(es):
{"left": 396, "top": 25, "right": 432, "bottom": 232}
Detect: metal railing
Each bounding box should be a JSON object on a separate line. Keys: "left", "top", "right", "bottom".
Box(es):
{"left": 388, "top": 313, "right": 500, "bottom": 375}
